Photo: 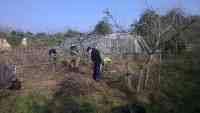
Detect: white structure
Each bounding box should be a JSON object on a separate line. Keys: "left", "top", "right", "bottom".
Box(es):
{"left": 21, "top": 38, "right": 28, "bottom": 46}
{"left": 96, "top": 33, "right": 143, "bottom": 54}
{"left": 0, "top": 38, "right": 11, "bottom": 51}
{"left": 60, "top": 33, "right": 144, "bottom": 54}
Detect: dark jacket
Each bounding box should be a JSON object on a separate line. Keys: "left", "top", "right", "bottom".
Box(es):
{"left": 91, "top": 48, "right": 103, "bottom": 64}
{"left": 49, "top": 49, "right": 57, "bottom": 56}
{"left": 0, "top": 64, "right": 17, "bottom": 89}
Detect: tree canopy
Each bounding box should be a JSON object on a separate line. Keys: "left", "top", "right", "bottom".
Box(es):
{"left": 132, "top": 8, "right": 190, "bottom": 54}
{"left": 93, "top": 19, "right": 113, "bottom": 35}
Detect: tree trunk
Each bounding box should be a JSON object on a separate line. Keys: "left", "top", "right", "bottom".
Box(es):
{"left": 157, "top": 52, "right": 162, "bottom": 89}
{"left": 144, "top": 54, "right": 153, "bottom": 89}
{"left": 145, "top": 66, "right": 150, "bottom": 89}
{"left": 137, "top": 69, "right": 144, "bottom": 92}
{"left": 125, "top": 75, "right": 135, "bottom": 92}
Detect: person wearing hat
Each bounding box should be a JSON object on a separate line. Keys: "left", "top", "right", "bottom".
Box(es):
{"left": 87, "top": 47, "right": 103, "bottom": 81}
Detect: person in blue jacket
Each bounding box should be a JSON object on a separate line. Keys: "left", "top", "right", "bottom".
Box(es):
{"left": 87, "top": 47, "right": 103, "bottom": 81}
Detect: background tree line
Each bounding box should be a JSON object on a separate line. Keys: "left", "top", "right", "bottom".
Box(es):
{"left": 0, "top": 8, "right": 200, "bottom": 113}
{"left": 132, "top": 8, "right": 200, "bottom": 113}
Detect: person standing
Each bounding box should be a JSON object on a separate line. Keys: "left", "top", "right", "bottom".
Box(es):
{"left": 70, "top": 45, "right": 80, "bottom": 71}
{"left": 48, "top": 48, "right": 57, "bottom": 71}
{"left": 87, "top": 47, "right": 103, "bottom": 81}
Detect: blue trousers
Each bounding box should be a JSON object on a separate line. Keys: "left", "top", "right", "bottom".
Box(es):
{"left": 93, "top": 63, "right": 101, "bottom": 81}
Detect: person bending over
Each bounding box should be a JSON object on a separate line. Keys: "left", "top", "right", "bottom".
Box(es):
{"left": 87, "top": 47, "right": 103, "bottom": 81}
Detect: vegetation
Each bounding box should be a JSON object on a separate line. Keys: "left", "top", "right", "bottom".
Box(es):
{"left": 6, "top": 30, "right": 24, "bottom": 47}
{"left": 133, "top": 8, "right": 188, "bottom": 54}
{"left": 132, "top": 9, "right": 200, "bottom": 113}
{"left": 0, "top": 8, "right": 200, "bottom": 113}
{"left": 158, "top": 15, "right": 200, "bottom": 113}
{"left": 94, "top": 18, "right": 113, "bottom": 35}
{"left": 3, "top": 30, "right": 75, "bottom": 48}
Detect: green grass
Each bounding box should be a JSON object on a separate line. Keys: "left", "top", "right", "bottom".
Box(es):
{"left": 1, "top": 50, "right": 200, "bottom": 113}
{"left": 0, "top": 91, "right": 49, "bottom": 113}
{"left": 29, "top": 36, "right": 65, "bottom": 47}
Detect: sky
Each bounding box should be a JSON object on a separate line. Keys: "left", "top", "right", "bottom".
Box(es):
{"left": 0, "top": 0, "right": 200, "bottom": 33}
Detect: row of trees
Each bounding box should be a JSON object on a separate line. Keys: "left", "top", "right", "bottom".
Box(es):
{"left": 0, "top": 8, "right": 197, "bottom": 49}
{"left": 0, "top": 19, "right": 112, "bottom": 47}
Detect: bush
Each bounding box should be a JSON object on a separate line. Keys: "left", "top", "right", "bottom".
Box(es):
{"left": 0, "top": 91, "right": 49, "bottom": 113}
{"left": 80, "top": 102, "right": 97, "bottom": 113}
{"left": 7, "top": 37, "right": 22, "bottom": 48}
{"left": 157, "top": 50, "right": 200, "bottom": 113}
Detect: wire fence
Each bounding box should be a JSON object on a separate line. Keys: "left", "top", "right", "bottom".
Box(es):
{"left": 61, "top": 33, "right": 144, "bottom": 55}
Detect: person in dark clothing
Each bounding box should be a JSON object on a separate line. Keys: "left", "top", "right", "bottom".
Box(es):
{"left": 49, "top": 48, "right": 57, "bottom": 57}
{"left": 48, "top": 48, "right": 57, "bottom": 71}
{"left": 0, "top": 64, "right": 21, "bottom": 90}
{"left": 87, "top": 47, "right": 103, "bottom": 81}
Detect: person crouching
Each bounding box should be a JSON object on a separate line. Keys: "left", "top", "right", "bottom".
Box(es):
{"left": 70, "top": 45, "right": 80, "bottom": 71}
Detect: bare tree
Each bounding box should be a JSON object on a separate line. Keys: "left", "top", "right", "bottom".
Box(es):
{"left": 104, "top": 8, "right": 196, "bottom": 92}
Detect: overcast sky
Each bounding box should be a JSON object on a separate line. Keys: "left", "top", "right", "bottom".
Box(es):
{"left": 0, "top": 0, "right": 199, "bottom": 33}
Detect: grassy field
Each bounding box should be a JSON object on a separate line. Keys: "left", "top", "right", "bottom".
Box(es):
{"left": 0, "top": 46, "right": 200, "bottom": 113}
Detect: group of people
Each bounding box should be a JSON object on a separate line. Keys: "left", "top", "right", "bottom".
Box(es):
{"left": 48, "top": 46, "right": 104, "bottom": 81}
{"left": 0, "top": 46, "right": 103, "bottom": 90}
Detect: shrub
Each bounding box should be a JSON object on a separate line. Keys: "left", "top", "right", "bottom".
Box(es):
{"left": 0, "top": 91, "right": 49, "bottom": 113}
